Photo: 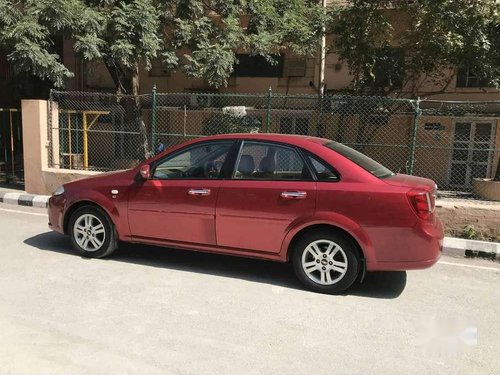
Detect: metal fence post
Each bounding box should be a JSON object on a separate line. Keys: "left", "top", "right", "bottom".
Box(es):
{"left": 9, "top": 109, "right": 15, "bottom": 180}
{"left": 48, "top": 89, "right": 53, "bottom": 168}
{"left": 150, "top": 84, "right": 157, "bottom": 149}
{"left": 265, "top": 87, "right": 272, "bottom": 133}
{"left": 83, "top": 113, "right": 88, "bottom": 170}
{"left": 407, "top": 97, "right": 421, "bottom": 175}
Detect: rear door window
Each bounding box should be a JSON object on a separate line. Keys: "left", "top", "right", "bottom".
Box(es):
{"left": 233, "top": 141, "right": 312, "bottom": 180}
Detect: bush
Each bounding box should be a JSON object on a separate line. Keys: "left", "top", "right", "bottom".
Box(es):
{"left": 462, "top": 225, "right": 477, "bottom": 240}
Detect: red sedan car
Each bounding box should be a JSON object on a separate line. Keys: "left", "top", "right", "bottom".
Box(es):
{"left": 48, "top": 134, "right": 443, "bottom": 294}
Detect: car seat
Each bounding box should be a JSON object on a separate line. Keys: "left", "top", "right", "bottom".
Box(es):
{"left": 236, "top": 155, "right": 255, "bottom": 178}
{"left": 253, "top": 156, "right": 276, "bottom": 178}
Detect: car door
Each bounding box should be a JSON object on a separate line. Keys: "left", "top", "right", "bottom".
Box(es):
{"left": 216, "top": 141, "right": 316, "bottom": 254}
{"left": 128, "top": 141, "right": 234, "bottom": 245}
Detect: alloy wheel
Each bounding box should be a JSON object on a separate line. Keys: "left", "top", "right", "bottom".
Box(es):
{"left": 301, "top": 239, "right": 348, "bottom": 285}
{"left": 73, "top": 214, "right": 106, "bottom": 252}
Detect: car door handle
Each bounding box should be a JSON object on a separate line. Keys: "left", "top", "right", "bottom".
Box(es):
{"left": 280, "top": 191, "right": 307, "bottom": 199}
{"left": 188, "top": 188, "right": 211, "bottom": 196}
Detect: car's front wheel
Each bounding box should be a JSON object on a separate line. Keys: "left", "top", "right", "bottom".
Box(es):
{"left": 292, "top": 230, "right": 360, "bottom": 294}
{"left": 68, "top": 206, "right": 117, "bottom": 258}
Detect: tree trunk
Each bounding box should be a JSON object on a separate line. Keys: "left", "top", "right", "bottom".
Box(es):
{"left": 103, "top": 60, "right": 151, "bottom": 160}
{"left": 131, "top": 62, "right": 150, "bottom": 159}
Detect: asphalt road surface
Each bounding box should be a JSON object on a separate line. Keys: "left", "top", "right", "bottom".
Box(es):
{"left": 0, "top": 202, "right": 499, "bottom": 375}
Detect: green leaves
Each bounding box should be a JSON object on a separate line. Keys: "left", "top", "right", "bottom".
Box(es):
{"left": 109, "top": 0, "right": 161, "bottom": 68}
{"left": 0, "top": 2, "right": 71, "bottom": 87}
{"left": 0, "top": 0, "right": 21, "bottom": 27}
{"left": 184, "top": 44, "right": 236, "bottom": 88}
{"left": 329, "top": 0, "right": 500, "bottom": 93}
{"left": 172, "top": 0, "right": 325, "bottom": 87}
{"left": 0, "top": 0, "right": 326, "bottom": 91}
{"left": 403, "top": 0, "right": 500, "bottom": 90}
{"left": 1, "top": 0, "right": 498, "bottom": 93}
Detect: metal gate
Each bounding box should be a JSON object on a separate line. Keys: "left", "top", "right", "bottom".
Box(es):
{"left": 0, "top": 108, "right": 23, "bottom": 185}
{"left": 448, "top": 120, "right": 496, "bottom": 190}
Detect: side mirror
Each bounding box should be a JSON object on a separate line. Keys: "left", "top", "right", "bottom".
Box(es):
{"left": 139, "top": 164, "right": 151, "bottom": 179}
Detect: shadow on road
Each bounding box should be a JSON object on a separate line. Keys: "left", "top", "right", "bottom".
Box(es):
{"left": 24, "top": 231, "right": 407, "bottom": 299}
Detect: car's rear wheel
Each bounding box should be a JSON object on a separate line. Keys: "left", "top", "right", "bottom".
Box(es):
{"left": 68, "top": 206, "right": 117, "bottom": 258}
{"left": 292, "top": 230, "right": 360, "bottom": 294}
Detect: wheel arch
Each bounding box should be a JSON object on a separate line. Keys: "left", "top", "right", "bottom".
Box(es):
{"left": 286, "top": 224, "right": 364, "bottom": 261}
{"left": 280, "top": 214, "right": 376, "bottom": 266}
{"left": 63, "top": 200, "right": 115, "bottom": 235}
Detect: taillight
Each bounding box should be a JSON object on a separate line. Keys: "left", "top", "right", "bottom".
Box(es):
{"left": 407, "top": 189, "right": 435, "bottom": 220}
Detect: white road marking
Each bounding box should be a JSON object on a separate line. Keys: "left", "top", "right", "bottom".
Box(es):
{"left": 0, "top": 207, "right": 47, "bottom": 217}
{"left": 438, "top": 260, "right": 499, "bottom": 271}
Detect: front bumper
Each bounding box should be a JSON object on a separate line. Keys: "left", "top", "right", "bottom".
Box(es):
{"left": 47, "top": 195, "right": 66, "bottom": 234}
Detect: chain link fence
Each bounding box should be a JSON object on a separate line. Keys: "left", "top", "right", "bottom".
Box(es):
{"left": 48, "top": 90, "right": 500, "bottom": 200}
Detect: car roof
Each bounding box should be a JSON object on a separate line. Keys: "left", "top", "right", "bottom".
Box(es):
{"left": 198, "top": 133, "right": 330, "bottom": 147}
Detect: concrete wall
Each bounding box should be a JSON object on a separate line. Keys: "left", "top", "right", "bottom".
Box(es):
{"left": 21, "top": 100, "right": 101, "bottom": 195}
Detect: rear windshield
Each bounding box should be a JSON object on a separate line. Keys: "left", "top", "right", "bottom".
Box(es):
{"left": 325, "top": 142, "right": 394, "bottom": 179}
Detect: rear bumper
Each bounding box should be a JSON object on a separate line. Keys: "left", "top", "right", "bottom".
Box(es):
{"left": 365, "top": 218, "right": 443, "bottom": 271}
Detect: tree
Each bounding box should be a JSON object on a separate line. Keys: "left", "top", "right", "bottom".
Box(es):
{"left": 327, "top": 0, "right": 500, "bottom": 96}
{"left": 0, "top": 0, "right": 326, "bottom": 157}
{"left": 0, "top": 0, "right": 326, "bottom": 93}
{"left": 326, "top": 0, "right": 499, "bottom": 152}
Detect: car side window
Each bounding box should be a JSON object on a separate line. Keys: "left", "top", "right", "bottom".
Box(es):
{"left": 234, "top": 142, "right": 312, "bottom": 180}
{"left": 153, "top": 142, "right": 232, "bottom": 179}
{"left": 307, "top": 153, "right": 340, "bottom": 181}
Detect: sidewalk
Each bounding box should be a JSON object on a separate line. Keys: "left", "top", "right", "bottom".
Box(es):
{"left": 0, "top": 186, "right": 498, "bottom": 261}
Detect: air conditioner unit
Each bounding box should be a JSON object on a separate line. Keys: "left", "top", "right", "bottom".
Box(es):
{"left": 190, "top": 94, "right": 213, "bottom": 108}
{"left": 286, "top": 58, "right": 307, "bottom": 77}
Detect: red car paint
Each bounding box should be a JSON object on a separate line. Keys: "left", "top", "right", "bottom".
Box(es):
{"left": 48, "top": 134, "right": 443, "bottom": 271}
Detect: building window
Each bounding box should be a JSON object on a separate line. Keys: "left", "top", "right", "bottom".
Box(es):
{"left": 149, "top": 58, "right": 171, "bottom": 77}
{"left": 233, "top": 54, "right": 284, "bottom": 77}
{"left": 456, "top": 66, "right": 493, "bottom": 88}
{"left": 372, "top": 48, "right": 405, "bottom": 88}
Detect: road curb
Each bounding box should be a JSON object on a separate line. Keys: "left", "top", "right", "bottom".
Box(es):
{"left": 0, "top": 190, "right": 49, "bottom": 208}
{"left": 443, "top": 237, "right": 499, "bottom": 261}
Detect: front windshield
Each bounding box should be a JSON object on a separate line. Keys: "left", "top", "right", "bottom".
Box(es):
{"left": 325, "top": 141, "right": 394, "bottom": 179}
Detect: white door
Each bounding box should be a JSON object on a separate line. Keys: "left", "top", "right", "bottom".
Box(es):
{"left": 448, "top": 121, "right": 495, "bottom": 190}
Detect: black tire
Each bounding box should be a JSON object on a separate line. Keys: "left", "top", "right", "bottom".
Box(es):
{"left": 292, "top": 229, "right": 360, "bottom": 294}
{"left": 68, "top": 205, "right": 117, "bottom": 258}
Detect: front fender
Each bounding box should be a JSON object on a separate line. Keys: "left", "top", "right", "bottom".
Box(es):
{"left": 63, "top": 191, "right": 129, "bottom": 240}
{"left": 278, "top": 211, "right": 376, "bottom": 264}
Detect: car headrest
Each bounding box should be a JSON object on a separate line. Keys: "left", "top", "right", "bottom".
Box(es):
{"left": 259, "top": 156, "right": 276, "bottom": 173}
{"left": 238, "top": 155, "right": 255, "bottom": 174}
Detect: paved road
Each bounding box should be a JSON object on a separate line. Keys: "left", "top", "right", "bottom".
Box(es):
{"left": 0, "top": 202, "right": 499, "bottom": 375}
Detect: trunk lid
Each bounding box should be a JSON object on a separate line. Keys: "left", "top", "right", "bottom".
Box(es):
{"left": 384, "top": 173, "right": 436, "bottom": 191}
